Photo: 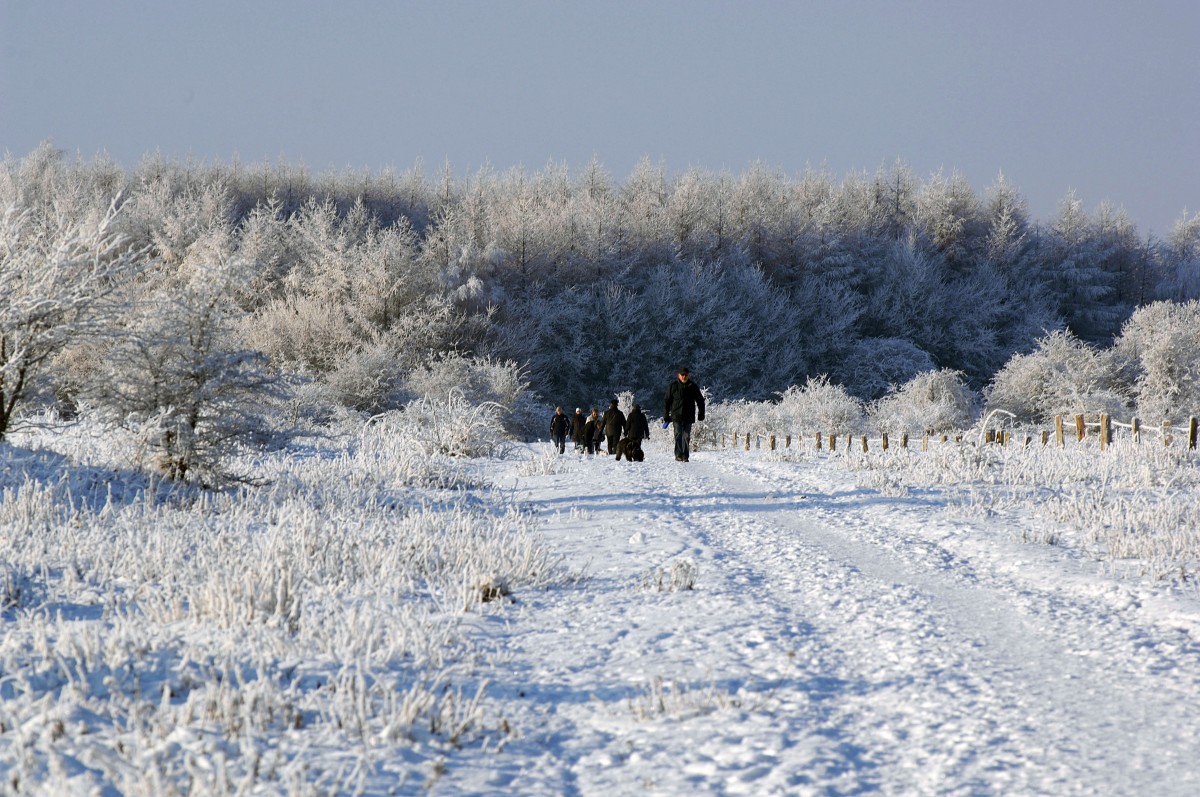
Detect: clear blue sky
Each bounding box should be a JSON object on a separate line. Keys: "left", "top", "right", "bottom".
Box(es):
{"left": 2, "top": 0, "right": 1196, "bottom": 236}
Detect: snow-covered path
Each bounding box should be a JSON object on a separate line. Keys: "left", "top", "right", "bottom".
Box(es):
{"left": 452, "top": 443, "right": 1200, "bottom": 796}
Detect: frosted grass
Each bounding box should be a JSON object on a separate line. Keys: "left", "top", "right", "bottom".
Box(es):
{"left": 0, "top": 414, "right": 566, "bottom": 793}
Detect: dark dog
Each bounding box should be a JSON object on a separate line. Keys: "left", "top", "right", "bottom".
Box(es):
{"left": 614, "top": 437, "right": 644, "bottom": 462}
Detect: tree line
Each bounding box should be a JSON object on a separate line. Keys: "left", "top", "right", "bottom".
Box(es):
{"left": 3, "top": 142, "right": 1198, "bottom": 477}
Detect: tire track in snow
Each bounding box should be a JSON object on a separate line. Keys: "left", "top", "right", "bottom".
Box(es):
{"left": 673, "top": 453, "right": 1200, "bottom": 796}
{"left": 477, "top": 447, "right": 1199, "bottom": 796}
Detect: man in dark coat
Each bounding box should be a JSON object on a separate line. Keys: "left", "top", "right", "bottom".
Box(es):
{"left": 663, "top": 367, "right": 705, "bottom": 462}
{"left": 624, "top": 403, "right": 651, "bottom": 459}
{"left": 549, "top": 406, "right": 571, "bottom": 454}
{"left": 601, "top": 398, "right": 626, "bottom": 455}
{"left": 570, "top": 407, "right": 587, "bottom": 452}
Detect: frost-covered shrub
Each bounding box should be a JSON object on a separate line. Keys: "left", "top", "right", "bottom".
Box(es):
{"left": 705, "top": 376, "right": 866, "bottom": 439}
{"left": 870, "top": 369, "right": 978, "bottom": 434}
{"left": 402, "top": 352, "right": 544, "bottom": 439}
{"left": 774, "top": 375, "right": 866, "bottom": 435}
{"left": 321, "top": 338, "right": 409, "bottom": 414}
{"left": 371, "top": 389, "right": 510, "bottom": 459}
{"left": 241, "top": 294, "right": 359, "bottom": 374}
{"left": 1110, "top": 300, "right": 1200, "bottom": 423}
{"left": 710, "top": 399, "right": 773, "bottom": 438}
{"left": 984, "top": 330, "right": 1130, "bottom": 423}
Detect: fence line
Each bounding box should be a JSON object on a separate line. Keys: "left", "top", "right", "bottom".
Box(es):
{"left": 707, "top": 414, "right": 1198, "bottom": 454}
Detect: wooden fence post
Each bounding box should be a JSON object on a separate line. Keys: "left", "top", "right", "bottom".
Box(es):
{"left": 1131, "top": 417, "right": 1139, "bottom": 444}
{"left": 900, "top": 432, "right": 908, "bottom": 449}
{"left": 769, "top": 434, "right": 776, "bottom": 451}
{"left": 1190, "top": 417, "right": 1198, "bottom": 449}
{"left": 815, "top": 431, "right": 822, "bottom": 450}
{"left": 1075, "top": 414, "right": 1086, "bottom": 442}
{"left": 922, "top": 433, "right": 929, "bottom": 451}
{"left": 745, "top": 433, "right": 751, "bottom": 451}
{"left": 785, "top": 434, "right": 791, "bottom": 448}
{"left": 1163, "top": 420, "right": 1172, "bottom": 447}
{"left": 882, "top": 432, "right": 889, "bottom": 451}
{"left": 861, "top": 435, "right": 868, "bottom": 452}
{"left": 1055, "top": 415, "right": 1064, "bottom": 448}
{"left": 1099, "top": 414, "right": 1110, "bottom": 450}
{"left": 1041, "top": 430, "right": 1050, "bottom": 446}
{"left": 829, "top": 433, "right": 836, "bottom": 451}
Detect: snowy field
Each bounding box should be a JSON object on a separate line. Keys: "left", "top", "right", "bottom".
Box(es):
{"left": 2, "top": 421, "right": 1200, "bottom": 795}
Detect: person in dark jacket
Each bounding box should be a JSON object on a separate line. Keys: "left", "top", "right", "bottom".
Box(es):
{"left": 663, "top": 367, "right": 705, "bottom": 462}
{"left": 625, "top": 403, "right": 650, "bottom": 458}
{"left": 549, "top": 406, "right": 571, "bottom": 454}
{"left": 570, "top": 407, "right": 587, "bottom": 452}
{"left": 601, "top": 398, "right": 626, "bottom": 455}
{"left": 583, "top": 407, "right": 602, "bottom": 455}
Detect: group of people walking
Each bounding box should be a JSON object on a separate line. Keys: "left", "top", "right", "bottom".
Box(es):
{"left": 548, "top": 367, "right": 706, "bottom": 463}
{"left": 549, "top": 400, "right": 650, "bottom": 456}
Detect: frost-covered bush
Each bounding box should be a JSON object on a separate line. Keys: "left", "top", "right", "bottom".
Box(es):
{"left": 1110, "top": 300, "right": 1200, "bottom": 423}
{"left": 870, "top": 369, "right": 978, "bottom": 434}
{"left": 642, "top": 559, "right": 698, "bottom": 592}
{"left": 706, "top": 376, "right": 866, "bottom": 439}
{"left": 402, "top": 352, "right": 544, "bottom": 439}
{"left": 369, "top": 389, "right": 511, "bottom": 459}
{"left": 774, "top": 375, "right": 866, "bottom": 435}
{"left": 985, "top": 330, "right": 1130, "bottom": 423}
{"left": 709, "top": 399, "right": 773, "bottom": 438}
{"left": 242, "top": 293, "right": 359, "bottom": 374}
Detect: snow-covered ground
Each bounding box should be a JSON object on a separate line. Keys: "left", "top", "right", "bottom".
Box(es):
{"left": 465, "top": 436, "right": 1200, "bottom": 796}
{"left": 2, "top": 425, "right": 1199, "bottom": 795}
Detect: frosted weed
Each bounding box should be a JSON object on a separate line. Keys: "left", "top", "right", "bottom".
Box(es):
{"left": 629, "top": 675, "right": 770, "bottom": 721}
{"left": 515, "top": 447, "right": 572, "bottom": 476}
{"left": 641, "top": 559, "right": 698, "bottom": 592}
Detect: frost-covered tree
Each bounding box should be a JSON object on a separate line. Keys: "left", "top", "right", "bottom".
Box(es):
{"left": 1038, "top": 192, "right": 1130, "bottom": 342}
{"left": 837, "top": 337, "right": 936, "bottom": 401}
{"left": 982, "top": 173, "right": 1032, "bottom": 274}
{"left": 616, "top": 158, "right": 672, "bottom": 266}
{"left": 914, "top": 169, "right": 985, "bottom": 270}
{"left": 1157, "top": 211, "right": 1200, "bottom": 301}
{"left": 0, "top": 199, "right": 143, "bottom": 439}
{"left": 732, "top": 162, "right": 799, "bottom": 270}
{"left": 86, "top": 265, "right": 290, "bottom": 483}
{"left": 1110, "top": 300, "right": 1200, "bottom": 423}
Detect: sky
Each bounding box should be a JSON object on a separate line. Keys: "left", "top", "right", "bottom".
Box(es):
{"left": 1, "top": 0, "right": 1197, "bottom": 237}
